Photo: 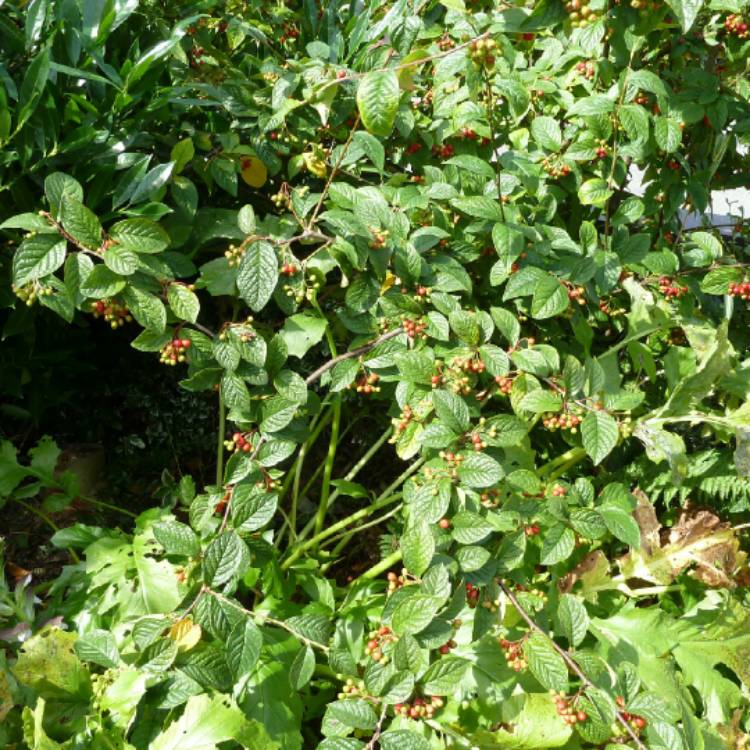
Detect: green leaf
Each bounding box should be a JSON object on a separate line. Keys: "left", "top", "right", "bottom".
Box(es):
{"left": 379, "top": 731, "right": 430, "bottom": 750}
{"left": 531, "top": 275, "right": 569, "bottom": 319}
{"left": 581, "top": 411, "right": 618, "bottom": 465}
{"left": 153, "top": 520, "right": 200, "bottom": 556}
{"left": 203, "top": 531, "right": 246, "bottom": 587}
{"left": 421, "top": 656, "right": 470, "bottom": 695}
{"left": 12, "top": 235, "right": 66, "bottom": 286}
{"left": 151, "top": 693, "right": 256, "bottom": 750}
{"left": 401, "top": 520, "right": 435, "bottom": 577}
{"left": 80, "top": 265, "right": 126, "bottom": 298}
{"left": 226, "top": 618, "right": 263, "bottom": 679}
{"left": 519, "top": 389, "right": 563, "bottom": 414}
{"left": 654, "top": 116, "right": 682, "bottom": 153}
{"left": 16, "top": 46, "right": 50, "bottom": 131}
{"left": 456, "top": 453, "right": 503, "bottom": 488}
{"left": 599, "top": 506, "right": 640, "bottom": 548}
{"left": 110, "top": 218, "right": 170, "bottom": 254}
{"left": 44, "top": 172, "right": 83, "bottom": 219}
{"left": 103, "top": 246, "right": 138, "bottom": 275}
{"left": 618, "top": 104, "right": 650, "bottom": 141}
{"left": 391, "top": 594, "right": 440, "bottom": 636}
{"left": 167, "top": 283, "right": 200, "bottom": 323}
{"left": 523, "top": 632, "right": 568, "bottom": 692}
{"left": 60, "top": 199, "right": 102, "bottom": 249}
{"left": 531, "top": 116, "right": 562, "bottom": 151}
{"left": 450, "top": 196, "right": 505, "bottom": 222}
{"left": 356, "top": 70, "right": 400, "bottom": 137}
{"left": 74, "top": 629, "right": 120, "bottom": 669}
{"left": 432, "top": 390, "right": 470, "bottom": 433}
{"left": 289, "top": 645, "right": 315, "bottom": 690}
{"left": 237, "top": 241, "right": 278, "bottom": 312}
{"left": 556, "top": 594, "right": 589, "bottom": 647}
{"left": 123, "top": 286, "right": 167, "bottom": 332}
{"left": 352, "top": 131, "right": 385, "bottom": 172}
{"left": 540, "top": 523, "right": 575, "bottom": 565}
{"left": 665, "top": 0, "right": 704, "bottom": 31}
{"left": 700, "top": 266, "right": 742, "bottom": 295}
{"left": 578, "top": 178, "right": 613, "bottom": 207}
{"left": 326, "top": 699, "right": 378, "bottom": 731}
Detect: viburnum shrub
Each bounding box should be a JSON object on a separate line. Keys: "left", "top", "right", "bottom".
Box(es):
{"left": 2, "top": 0, "right": 750, "bottom": 747}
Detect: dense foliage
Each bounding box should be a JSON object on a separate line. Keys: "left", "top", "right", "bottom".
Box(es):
{"left": 2, "top": 0, "right": 750, "bottom": 747}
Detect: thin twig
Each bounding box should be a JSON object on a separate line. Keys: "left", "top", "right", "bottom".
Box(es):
{"left": 206, "top": 587, "right": 330, "bottom": 653}
{"left": 304, "top": 326, "right": 404, "bottom": 385}
{"left": 499, "top": 582, "right": 648, "bottom": 750}
{"left": 364, "top": 705, "right": 388, "bottom": 750}
{"left": 41, "top": 211, "right": 100, "bottom": 255}
{"left": 308, "top": 114, "right": 361, "bottom": 229}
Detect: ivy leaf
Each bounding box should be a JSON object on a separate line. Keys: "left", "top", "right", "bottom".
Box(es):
{"left": 237, "top": 241, "right": 278, "bottom": 312}
{"left": 581, "top": 411, "right": 618, "bottom": 465}
{"left": 356, "top": 71, "right": 400, "bottom": 136}
{"left": 523, "top": 632, "right": 568, "bottom": 692}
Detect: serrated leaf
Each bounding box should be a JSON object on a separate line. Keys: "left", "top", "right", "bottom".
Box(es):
{"left": 75, "top": 629, "right": 119, "bottom": 669}
{"left": 557, "top": 594, "right": 589, "bottom": 647}
{"left": 356, "top": 70, "right": 400, "bottom": 136}
{"left": 12, "top": 235, "right": 67, "bottom": 286}
{"left": 581, "top": 411, "right": 618, "bottom": 465}
{"left": 421, "top": 656, "right": 470, "bottom": 695}
{"left": 237, "top": 241, "right": 278, "bottom": 312}
{"left": 401, "top": 520, "right": 435, "bottom": 577}
{"left": 540, "top": 523, "right": 576, "bottom": 565}
{"left": 289, "top": 645, "right": 315, "bottom": 690}
{"left": 578, "top": 178, "right": 613, "bottom": 207}
{"left": 203, "top": 531, "right": 246, "bottom": 587}
{"left": 391, "top": 594, "right": 440, "bottom": 636}
{"left": 167, "top": 283, "right": 200, "bottom": 323}
{"left": 524, "top": 632, "right": 568, "bottom": 692}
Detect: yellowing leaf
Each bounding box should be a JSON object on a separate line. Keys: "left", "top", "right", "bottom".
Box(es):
{"left": 302, "top": 151, "right": 327, "bottom": 179}
{"left": 380, "top": 271, "right": 397, "bottom": 294}
{"left": 240, "top": 157, "right": 268, "bottom": 188}
{"left": 169, "top": 617, "right": 202, "bottom": 651}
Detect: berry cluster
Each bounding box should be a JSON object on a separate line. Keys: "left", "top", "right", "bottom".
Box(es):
{"left": 595, "top": 144, "right": 608, "bottom": 159}
{"left": 729, "top": 281, "right": 750, "bottom": 299}
{"left": 281, "top": 262, "right": 298, "bottom": 276}
{"left": 658, "top": 276, "right": 687, "bottom": 298}
{"left": 354, "top": 372, "right": 380, "bottom": 394}
{"left": 551, "top": 484, "right": 567, "bottom": 497}
{"left": 438, "top": 33, "right": 455, "bottom": 51}
{"left": 468, "top": 432, "right": 488, "bottom": 452}
{"left": 499, "top": 638, "right": 528, "bottom": 671}
{"left": 405, "top": 142, "right": 422, "bottom": 155}
{"left": 391, "top": 404, "right": 414, "bottom": 439}
{"left": 479, "top": 488, "right": 501, "bottom": 507}
{"left": 724, "top": 14, "right": 749, "bottom": 38}
{"left": 365, "top": 625, "right": 396, "bottom": 662}
{"left": 553, "top": 693, "right": 588, "bottom": 725}
{"left": 394, "top": 696, "right": 444, "bottom": 720}
{"left": 567, "top": 285, "right": 586, "bottom": 303}
{"left": 469, "top": 37, "right": 497, "bottom": 67}
{"left": 337, "top": 679, "right": 370, "bottom": 701}
{"left": 438, "top": 518, "right": 451, "bottom": 530}
{"left": 214, "top": 490, "right": 231, "bottom": 515}
{"left": 432, "top": 143, "right": 455, "bottom": 160}
{"left": 91, "top": 299, "right": 132, "bottom": 328}
{"left": 403, "top": 317, "right": 427, "bottom": 339}
{"left": 615, "top": 696, "right": 647, "bottom": 731}
{"left": 386, "top": 570, "right": 410, "bottom": 594}
{"left": 667, "top": 159, "right": 680, "bottom": 170}
{"left": 188, "top": 46, "right": 206, "bottom": 68}
{"left": 542, "top": 156, "right": 571, "bottom": 178}
{"left": 525, "top": 524, "right": 541, "bottom": 536}
{"left": 632, "top": 91, "right": 649, "bottom": 106}
{"left": 542, "top": 411, "right": 582, "bottom": 432}
{"left": 159, "top": 337, "right": 192, "bottom": 365}
{"left": 438, "top": 451, "right": 465, "bottom": 480}
{"left": 575, "top": 60, "right": 595, "bottom": 79}
{"left": 495, "top": 375, "right": 514, "bottom": 394}
{"left": 13, "top": 282, "right": 52, "bottom": 307}
{"left": 279, "top": 22, "right": 300, "bottom": 44}
{"left": 224, "top": 242, "right": 247, "bottom": 267}
{"left": 224, "top": 431, "right": 253, "bottom": 453}
{"left": 452, "top": 355, "right": 486, "bottom": 375}
{"left": 466, "top": 582, "right": 480, "bottom": 608}
{"left": 458, "top": 127, "right": 478, "bottom": 140}
{"left": 564, "top": 0, "right": 600, "bottom": 27}
{"left": 438, "top": 639, "right": 457, "bottom": 655}
{"left": 271, "top": 189, "right": 290, "bottom": 209}
{"left": 368, "top": 227, "right": 389, "bottom": 249}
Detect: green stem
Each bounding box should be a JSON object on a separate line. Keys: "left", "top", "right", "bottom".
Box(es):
{"left": 537, "top": 446, "right": 587, "bottom": 477}
{"left": 294, "top": 425, "right": 394, "bottom": 547}
{"left": 349, "top": 549, "right": 402, "bottom": 586}
{"left": 282, "top": 492, "right": 403, "bottom": 571}
{"left": 12, "top": 498, "right": 80, "bottom": 564}
{"left": 313, "top": 395, "right": 342, "bottom": 544}
{"left": 216, "top": 389, "right": 225, "bottom": 487}
{"left": 79, "top": 495, "right": 137, "bottom": 519}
